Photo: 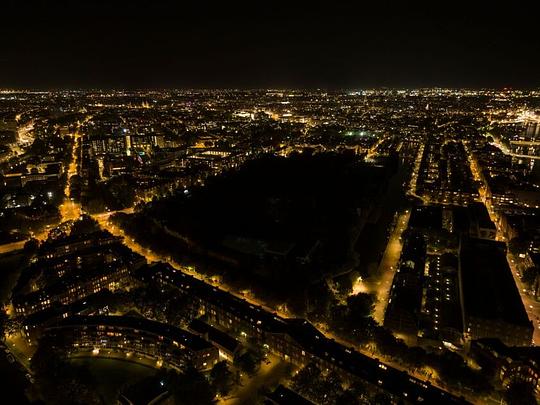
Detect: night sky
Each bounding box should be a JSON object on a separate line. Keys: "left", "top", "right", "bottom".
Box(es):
{"left": 1, "top": 0, "right": 538, "bottom": 89}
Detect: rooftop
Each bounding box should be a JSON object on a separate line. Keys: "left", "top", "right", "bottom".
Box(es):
{"left": 460, "top": 238, "right": 531, "bottom": 327}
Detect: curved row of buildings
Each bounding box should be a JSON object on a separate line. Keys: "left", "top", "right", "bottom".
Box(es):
{"left": 46, "top": 315, "right": 219, "bottom": 371}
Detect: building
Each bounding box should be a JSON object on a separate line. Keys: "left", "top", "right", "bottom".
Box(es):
{"left": 138, "top": 263, "right": 467, "bottom": 404}
{"left": 12, "top": 233, "right": 145, "bottom": 316}
{"left": 90, "top": 136, "right": 127, "bottom": 155}
{"left": 13, "top": 261, "right": 131, "bottom": 315}
{"left": 466, "top": 203, "right": 497, "bottom": 240}
{"left": 20, "top": 290, "right": 114, "bottom": 342}
{"left": 460, "top": 239, "right": 533, "bottom": 346}
{"left": 384, "top": 232, "right": 426, "bottom": 337}
{"left": 188, "top": 318, "right": 242, "bottom": 362}
{"left": 419, "top": 253, "right": 463, "bottom": 347}
{"left": 45, "top": 315, "right": 219, "bottom": 371}
{"left": 450, "top": 203, "right": 496, "bottom": 240}
{"left": 38, "top": 230, "right": 121, "bottom": 260}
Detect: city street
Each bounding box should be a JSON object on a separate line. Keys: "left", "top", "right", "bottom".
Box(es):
{"left": 0, "top": 240, "right": 26, "bottom": 255}
{"left": 507, "top": 254, "right": 540, "bottom": 344}
{"left": 221, "top": 354, "right": 287, "bottom": 404}
{"left": 59, "top": 131, "right": 82, "bottom": 223}
{"left": 5, "top": 333, "right": 34, "bottom": 373}
{"left": 406, "top": 143, "right": 425, "bottom": 200}
{"left": 356, "top": 210, "right": 411, "bottom": 324}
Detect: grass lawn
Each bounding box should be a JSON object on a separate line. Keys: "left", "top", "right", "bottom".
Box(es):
{"left": 71, "top": 357, "right": 157, "bottom": 403}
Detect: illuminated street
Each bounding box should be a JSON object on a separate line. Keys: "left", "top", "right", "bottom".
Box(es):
{"left": 366, "top": 210, "right": 411, "bottom": 324}
{"left": 59, "top": 131, "right": 82, "bottom": 223}
{"left": 0, "top": 240, "right": 26, "bottom": 255}
{"left": 220, "top": 354, "right": 287, "bottom": 405}
{"left": 507, "top": 254, "right": 540, "bottom": 344}
{"left": 5, "top": 333, "right": 34, "bottom": 373}
{"left": 407, "top": 143, "right": 425, "bottom": 200}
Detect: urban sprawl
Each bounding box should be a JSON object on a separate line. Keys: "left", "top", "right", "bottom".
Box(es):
{"left": 0, "top": 89, "right": 539, "bottom": 404}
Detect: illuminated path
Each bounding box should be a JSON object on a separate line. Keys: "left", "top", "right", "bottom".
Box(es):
{"left": 59, "top": 131, "right": 82, "bottom": 223}
{"left": 367, "top": 210, "right": 411, "bottom": 324}
{"left": 220, "top": 354, "right": 287, "bottom": 404}
{"left": 0, "top": 241, "right": 26, "bottom": 255}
